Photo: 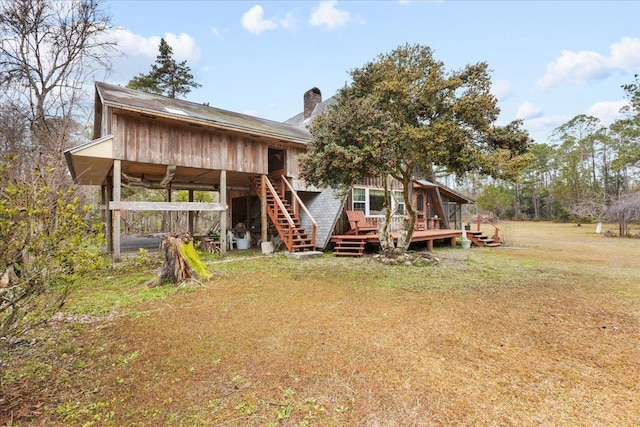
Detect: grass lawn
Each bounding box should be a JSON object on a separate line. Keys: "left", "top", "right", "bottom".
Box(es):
{"left": 2, "top": 221, "right": 639, "bottom": 426}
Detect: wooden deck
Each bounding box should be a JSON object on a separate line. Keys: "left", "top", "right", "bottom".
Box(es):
{"left": 330, "top": 229, "right": 462, "bottom": 256}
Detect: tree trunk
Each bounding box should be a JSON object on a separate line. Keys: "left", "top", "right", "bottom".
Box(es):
{"left": 378, "top": 176, "right": 397, "bottom": 257}
{"left": 395, "top": 176, "right": 416, "bottom": 253}
{"left": 156, "top": 233, "right": 211, "bottom": 285}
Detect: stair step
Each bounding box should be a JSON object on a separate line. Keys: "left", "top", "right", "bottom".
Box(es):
{"left": 334, "top": 241, "right": 365, "bottom": 247}
{"left": 293, "top": 244, "right": 316, "bottom": 250}
{"left": 332, "top": 238, "right": 366, "bottom": 256}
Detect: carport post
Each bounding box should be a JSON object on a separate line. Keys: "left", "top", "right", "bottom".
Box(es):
{"left": 188, "top": 190, "right": 194, "bottom": 235}
{"left": 112, "top": 159, "right": 121, "bottom": 262}
{"left": 261, "top": 174, "right": 267, "bottom": 244}
{"left": 219, "top": 170, "right": 227, "bottom": 256}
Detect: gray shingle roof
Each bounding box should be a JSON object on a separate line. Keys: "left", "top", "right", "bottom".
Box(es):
{"left": 284, "top": 96, "right": 337, "bottom": 129}
{"left": 96, "top": 81, "right": 310, "bottom": 143}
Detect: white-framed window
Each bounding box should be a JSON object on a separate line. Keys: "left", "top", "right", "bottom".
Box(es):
{"left": 352, "top": 187, "right": 405, "bottom": 217}
{"left": 352, "top": 187, "right": 366, "bottom": 212}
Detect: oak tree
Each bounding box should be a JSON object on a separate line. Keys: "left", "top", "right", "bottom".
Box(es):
{"left": 301, "top": 44, "right": 532, "bottom": 255}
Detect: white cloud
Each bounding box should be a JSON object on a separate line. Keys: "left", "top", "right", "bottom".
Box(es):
{"left": 516, "top": 101, "right": 543, "bottom": 120}
{"left": 279, "top": 12, "right": 298, "bottom": 30}
{"left": 491, "top": 80, "right": 512, "bottom": 101}
{"left": 587, "top": 100, "right": 629, "bottom": 125}
{"left": 523, "top": 115, "right": 568, "bottom": 141}
{"left": 164, "top": 33, "right": 201, "bottom": 62}
{"left": 242, "top": 5, "right": 278, "bottom": 35}
{"left": 610, "top": 36, "right": 640, "bottom": 69}
{"left": 536, "top": 37, "right": 640, "bottom": 91}
{"left": 111, "top": 28, "right": 200, "bottom": 63}
{"left": 309, "top": 1, "right": 351, "bottom": 29}
{"left": 111, "top": 27, "right": 159, "bottom": 57}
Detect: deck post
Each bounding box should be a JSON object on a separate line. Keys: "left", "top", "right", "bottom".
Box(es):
{"left": 426, "top": 240, "right": 433, "bottom": 252}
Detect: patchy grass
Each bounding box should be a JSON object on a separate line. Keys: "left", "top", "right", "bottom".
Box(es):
{"left": 2, "top": 221, "right": 640, "bottom": 426}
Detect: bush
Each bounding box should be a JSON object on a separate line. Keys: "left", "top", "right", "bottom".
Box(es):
{"left": 0, "top": 164, "right": 105, "bottom": 355}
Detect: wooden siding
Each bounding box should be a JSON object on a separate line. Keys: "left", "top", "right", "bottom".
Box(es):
{"left": 286, "top": 146, "right": 306, "bottom": 179}
{"left": 113, "top": 114, "right": 268, "bottom": 174}
{"left": 93, "top": 88, "right": 103, "bottom": 139}
{"left": 355, "top": 176, "right": 403, "bottom": 190}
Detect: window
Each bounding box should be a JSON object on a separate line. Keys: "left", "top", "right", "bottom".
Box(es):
{"left": 369, "top": 189, "right": 385, "bottom": 216}
{"left": 352, "top": 188, "right": 366, "bottom": 212}
{"left": 352, "top": 187, "right": 405, "bottom": 217}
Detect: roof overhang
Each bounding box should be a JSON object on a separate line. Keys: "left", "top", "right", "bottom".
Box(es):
{"left": 413, "top": 179, "right": 474, "bottom": 204}
{"left": 65, "top": 135, "right": 114, "bottom": 186}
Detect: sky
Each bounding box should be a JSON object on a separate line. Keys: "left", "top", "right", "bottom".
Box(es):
{"left": 102, "top": 0, "right": 640, "bottom": 144}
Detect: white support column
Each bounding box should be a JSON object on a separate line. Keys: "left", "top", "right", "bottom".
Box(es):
{"left": 112, "top": 159, "right": 121, "bottom": 262}
{"left": 219, "top": 170, "right": 227, "bottom": 256}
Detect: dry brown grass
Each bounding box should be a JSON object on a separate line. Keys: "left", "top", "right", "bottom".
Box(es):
{"left": 2, "top": 221, "right": 640, "bottom": 426}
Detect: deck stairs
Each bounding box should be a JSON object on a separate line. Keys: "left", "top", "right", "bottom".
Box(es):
{"left": 466, "top": 230, "right": 502, "bottom": 247}
{"left": 331, "top": 235, "right": 368, "bottom": 256}
{"left": 252, "top": 175, "right": 316, "bottom": 253}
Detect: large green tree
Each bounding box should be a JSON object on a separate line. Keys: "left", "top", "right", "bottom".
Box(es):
{"left": 301, "top": 44, "right": 532, "bottom": 255}
{"left": 127, "top": 38, "right": 201, "bottom": 99}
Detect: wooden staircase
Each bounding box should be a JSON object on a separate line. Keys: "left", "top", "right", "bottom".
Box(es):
{"left": 466, "top": 230, "right": 501, "bottom": 247}
{"left": 331, "top": 235, "right": 368, "bottom": 256}
{"left": 252, "top": 175, "right": 316, "bottom": 253}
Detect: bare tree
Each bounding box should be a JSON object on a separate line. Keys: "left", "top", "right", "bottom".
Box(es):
{"left": 0, "top": 0, "right": 116, "bottom": 360}
{"left": 0, "top": 0, "right": 116, "bottom": 171}
{"left": 606, "top": 192, "right": 640, "bottom": 236}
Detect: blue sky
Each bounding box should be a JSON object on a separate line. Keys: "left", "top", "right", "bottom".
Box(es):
{"left": 103, "top": 1, "right": 640, "bottom": 144}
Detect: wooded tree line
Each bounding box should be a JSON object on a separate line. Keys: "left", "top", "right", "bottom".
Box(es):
{"left": 471, "top": 77, "right": 640, "bottom": 228}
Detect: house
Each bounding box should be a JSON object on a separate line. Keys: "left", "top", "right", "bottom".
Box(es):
{"left": 64, "top": 83, "right": 481, "bottom": 259}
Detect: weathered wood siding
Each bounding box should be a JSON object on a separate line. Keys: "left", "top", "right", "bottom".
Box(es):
{"left": 112, "top": 114, "right": 268, "bottom": 174}
{"left": 355, "top": 177, "right": 403, "bottom": 190}
{"left": 287, "top": 146, "right": 310, "bottom": 191}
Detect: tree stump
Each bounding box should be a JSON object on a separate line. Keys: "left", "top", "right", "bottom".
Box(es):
{"left": 155, "top": 233, "right": 212, "bottom": 286}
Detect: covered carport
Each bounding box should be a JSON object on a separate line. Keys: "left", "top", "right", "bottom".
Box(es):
{"left": 65, "top": 82, "right": 311, "bottom": 260}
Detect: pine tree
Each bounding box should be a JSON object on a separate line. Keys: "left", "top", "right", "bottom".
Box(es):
{"left": 127, "top": 38, "right": 201, "bottom": 99}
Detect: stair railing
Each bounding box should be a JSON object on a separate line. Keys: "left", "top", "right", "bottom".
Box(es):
{"left": 263, "top": 175, "right": 295, "bottom": 252}
{"left": 476, "top": 214, "right": 501, "bottom": 244}
{"left": 280, "top": 175, "right": 317, "bottom": 248}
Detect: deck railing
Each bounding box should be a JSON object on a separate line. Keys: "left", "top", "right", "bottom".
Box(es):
{"left": 263, "top": 176, "right": 296, "bottom": 251}
{"left": 476, "top": 215, "right": 501, "bottom": 243}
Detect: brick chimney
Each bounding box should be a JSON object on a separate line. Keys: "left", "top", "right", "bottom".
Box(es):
{"left": 303, "top": 87, "right": 322, "bottom": 120}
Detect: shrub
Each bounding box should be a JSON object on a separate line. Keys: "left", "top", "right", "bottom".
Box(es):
{"left": 0, "top": 164, "right": 105, "bottom": 356}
